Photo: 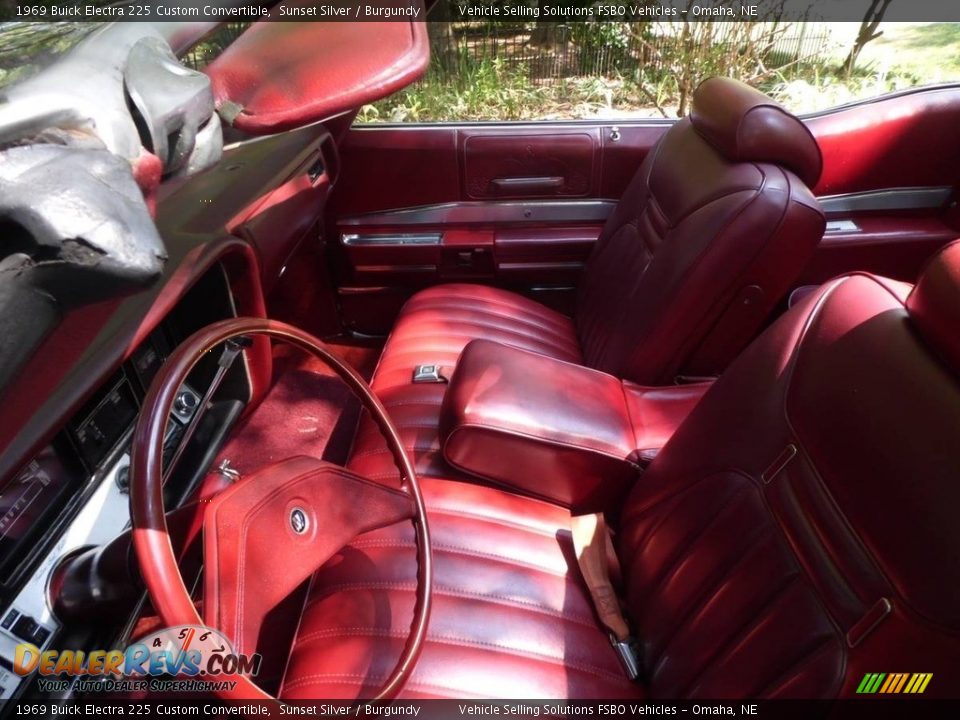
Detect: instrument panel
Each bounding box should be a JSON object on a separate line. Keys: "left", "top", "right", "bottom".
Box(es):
{"left": 0, "top": 263, "right": 251, "bottom": 706}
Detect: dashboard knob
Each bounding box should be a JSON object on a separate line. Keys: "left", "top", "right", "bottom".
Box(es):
{"left": 174, "top": 391, "right": 199, "bottom": 415}
{"left": 115, "top": 465, "right": 130, "bottom": 492}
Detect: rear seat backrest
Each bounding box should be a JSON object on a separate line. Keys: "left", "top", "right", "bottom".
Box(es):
{"left": 577, "top": 77, "right": 825, "bottom": 385}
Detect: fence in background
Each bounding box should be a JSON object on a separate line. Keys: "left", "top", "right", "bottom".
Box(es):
{"left": 428, "top": 21, "right": 832, "bottom": 82}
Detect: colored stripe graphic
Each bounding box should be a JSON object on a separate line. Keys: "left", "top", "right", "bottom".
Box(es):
{"left": 857, "top": 672, "right": 932, "bottom": 694}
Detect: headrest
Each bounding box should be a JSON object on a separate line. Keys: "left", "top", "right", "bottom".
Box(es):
{"left": 690, "top": 77, "right": 823, "bottom": 188}
{"left": 907, "top": 240, "right": 960, "bottom": 372}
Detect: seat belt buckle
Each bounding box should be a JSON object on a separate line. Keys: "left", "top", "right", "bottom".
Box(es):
{"left": 610, "top": 635, "right": 640, "bottom": 681}
{"left": 413, "top": 364, "right": 447, "bottom": 384}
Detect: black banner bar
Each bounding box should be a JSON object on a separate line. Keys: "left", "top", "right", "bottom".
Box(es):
{"left": 6, "top": 699, "right": 960, "bottom": 720}
{"left": 4, "top": 1, "right": 960, "bottom": 24}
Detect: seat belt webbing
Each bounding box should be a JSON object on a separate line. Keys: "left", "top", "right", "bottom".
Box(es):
{"left": 571, "top": 513, "right": 640, "bottom": 680}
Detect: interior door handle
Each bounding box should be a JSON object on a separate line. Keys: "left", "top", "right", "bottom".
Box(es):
{"left": 490, "top": 176, "right": 564, "bottom": 195}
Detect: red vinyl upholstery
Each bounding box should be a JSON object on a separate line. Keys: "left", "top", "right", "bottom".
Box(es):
{"left": 350, "top": 78, "right": 824, "bottom": 487}
{"left": 370, "top": 283, "right": 582, "bottom": 393}
{"left": 906, "top": 239, "right": 960, "bottom": 371}
{"left": 576, "top": 80, "right": 823, "bottom": 383}
{"left": 281, "top": 478, "right": 643, "bottom": 699}
{"left": 283, "top": 243, "right": 960, "bottom": 699}
{"left": 437, "top": 339, "right": 709, "bottom": 512}
{"left": 370, "top": 78, "right": 823, "bottom": 396}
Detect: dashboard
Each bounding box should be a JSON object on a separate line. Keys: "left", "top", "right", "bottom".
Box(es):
{"left": 0, "top": 102, "right": 334, "bottom": 713}
{"left": 0, "top": 264, "right": 252, "bottom": 706}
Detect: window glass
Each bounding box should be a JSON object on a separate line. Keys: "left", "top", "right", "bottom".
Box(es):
{"left": 359, "top": 18, "right": 960, "bottom": 123}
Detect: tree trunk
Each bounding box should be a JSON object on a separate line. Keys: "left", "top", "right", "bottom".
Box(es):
{"left": 427, "top": 0, "right": 457, "bottom": 74}
{"left": 842, "top": 0, "right": 893, "bottom": 76}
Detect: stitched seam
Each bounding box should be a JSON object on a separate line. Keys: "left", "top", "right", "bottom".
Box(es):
{"left": 304, "top": 581, "right": 592, "bottom": 627}
{"left": 649, "top": 523, "right": 778, "bottom": 676}
{"left": 451, "top": 420, "right": 630, "bottom": 460}
{"left": 651, "top": 487, "right": 755, "bottom": 597}
{"left": 301, "top": 578, "right": 598, "bottom": 630}
{"left": 350, "top": 539, "right": 570, "bottom": 578}
{"left": 387, "top": 307, "right": 575, "bottom": 339}
{"left": 283, "top": 673, "right": 487, "bottom": 698}
{"left": 379, "top": 399, "right": 444, "bottom": 409}
{"left": 350, "top": 444, "right": 440, "bottom": 460}
{"left": 403, "top": 295, "right": 572, "bottom": 331}
{"left": 639, "top": 483, "right": 747, "bottom": 602}
{"left": 680, "top": 574, "right": 801, "bottom": 697}
{"left": 291, "top": 628, "right": 625, "bottom": 683}
{"left": 384, "top": 324, "right": 576, "bottom": 347}
{"left": 351, "top": 471, "right": 408, "bottom": 482}
{"left": 382, "top": 331, "right": 580, "bottom": 357}
{"left": 426, "top": 506, "right": 564, "bottom": 540}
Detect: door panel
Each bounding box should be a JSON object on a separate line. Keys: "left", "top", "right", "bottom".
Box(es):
{"left": 331, "top": 126, "right": 459, "bottom": 217}
{"left": 328, "top": 86, "right": 960, "bottom": 336}
{"left": 809, "top": 86, "right": 960, "bottom": 196}
{"left": 462, "top": 130, "right": 599, "bottom": 199}
{"left": 800, "top": 86, "right": 960, "bottom": 283}
{"left": 328, "top": 123, "right": 656, "bottom": 334}
{"left": 333, "top": 200, "right": 614, "bottom": 334}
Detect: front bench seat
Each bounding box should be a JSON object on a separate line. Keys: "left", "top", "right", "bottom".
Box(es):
{"left": 370, "top": 77, "right": 825, "bottom": 393}
{"left": 282, "top": 242, "right": 960, "bottom": 699}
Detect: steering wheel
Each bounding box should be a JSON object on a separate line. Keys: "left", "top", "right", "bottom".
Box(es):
{"left": 130, "top": 318, "right": 432, "bottom": 701}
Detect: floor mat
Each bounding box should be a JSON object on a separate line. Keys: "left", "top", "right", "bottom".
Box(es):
{"left": 215, "top": 344, "right": 363, "bottom": 475}
{"left": 321, "top": 337, "right": 382, "bottom": 381}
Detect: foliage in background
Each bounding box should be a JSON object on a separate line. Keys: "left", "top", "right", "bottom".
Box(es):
{"left": 0, "top": 20, "right": 252, "bottom": 92}
{"left": 0, "top": 23, "right": 94, "bottom": 90}
{"left": 366, "top": 4, "right": 960, "bottom": 122}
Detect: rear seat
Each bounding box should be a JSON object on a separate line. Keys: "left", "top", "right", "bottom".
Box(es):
{"left": 349, "top": 77, "right": 826, "bottom": 484}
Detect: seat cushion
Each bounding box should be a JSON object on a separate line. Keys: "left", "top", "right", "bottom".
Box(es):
{"left": 347, "top": 384, "right": 469, "bottom": 486}
{"left": 370, "top": 283, "right": 582, "bottom": 392}
{"left": 280, "top": 478, "right": 643, "bottom": 700}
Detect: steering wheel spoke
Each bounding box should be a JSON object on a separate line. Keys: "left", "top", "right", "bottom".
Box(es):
{"left": 202, "top": 456, "right": 414, "bottom": 657}
{"left": 131, "top": 319, "right": 432, "bottom": 701}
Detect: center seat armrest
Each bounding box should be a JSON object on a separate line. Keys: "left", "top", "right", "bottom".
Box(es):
{"left": 439, "top": 339, "right": 712, "bottom": 513}
{"left": 621, "top": 381, "right": 713, "bottom": 466}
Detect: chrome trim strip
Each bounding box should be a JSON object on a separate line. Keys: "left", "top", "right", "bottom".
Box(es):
{"left": 824, "top": 219, "right": 860, "bottom": 234}
{"left": 819, "top": 187, "right": 952, "bottom": 214}
{"left": 498, "top": 261, "right": 586, "bottom": 271}
{"left": 800, "top": 82, "right": 960, "bottom": 120}
{"left": 355, "top": 264, "right": 437, "bottom": 273}
{"left": 351, "top": 119, "right": 673, "bottom": 130}
{"left": 342, "top": 232, "right": 442, "bottom": 246}
{"left": 341, "top": 200, "right": 616, "bottom": 227}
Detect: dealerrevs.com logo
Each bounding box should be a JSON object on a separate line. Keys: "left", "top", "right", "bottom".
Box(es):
{"left": 13, "top": 625, "right": 261, "bottom": 693}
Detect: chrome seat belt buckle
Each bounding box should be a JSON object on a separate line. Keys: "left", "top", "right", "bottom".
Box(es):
{"left": 611, "top": 635, "right": 640, "bottom": 681}
{"left": 413, "top": 364, "right": 446, "bottom": 384}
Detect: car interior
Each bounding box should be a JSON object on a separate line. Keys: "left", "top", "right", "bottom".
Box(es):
{"left": 0, "top": 13, "right": 959, "bottom": 708}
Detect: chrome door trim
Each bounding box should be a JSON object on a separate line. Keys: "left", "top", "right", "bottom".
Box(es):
{"left": 342, "top": 232, "right": 442, "bottom": 246}
{"left": 819, "top": 187, "right": 952, "bottom": 214}
{"left": 340, "top": 200, "right": 617, "bottom": 227}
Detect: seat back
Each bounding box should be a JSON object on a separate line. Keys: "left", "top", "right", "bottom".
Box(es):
{"left": 577, "top": 78, "right": 825, "bottom": 384}
{"left": 617, "top": 241, "right": 960, "bottom": 698}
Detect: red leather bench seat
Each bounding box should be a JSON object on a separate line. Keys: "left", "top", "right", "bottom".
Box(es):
{"left": 285, "top": 243, "right": 960, "bottom": 700}
{"left": 351, "top": 77, "right": 826, "bottom": 489}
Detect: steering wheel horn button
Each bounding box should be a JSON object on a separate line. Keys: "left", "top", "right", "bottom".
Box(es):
{"left": 290, "top": 507, "right": 310, "bottom": 535}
